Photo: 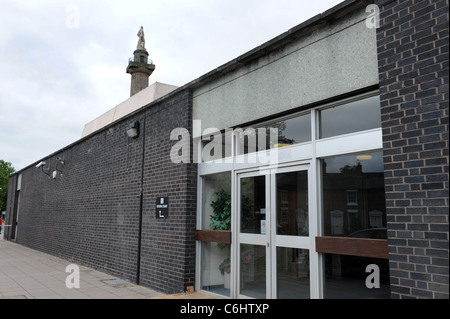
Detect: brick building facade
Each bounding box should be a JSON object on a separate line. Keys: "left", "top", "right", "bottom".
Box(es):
{"left": 5, "top": 89, "right": 197, "bottom": 294}
{"left": 5, "top": 0, "right": 448, "bottom": 299}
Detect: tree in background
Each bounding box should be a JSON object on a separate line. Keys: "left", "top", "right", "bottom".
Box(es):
{"left": 0, "top": 160, "right": 15, "bottom": 212}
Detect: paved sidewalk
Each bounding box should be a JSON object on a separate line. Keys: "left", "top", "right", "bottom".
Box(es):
{"left": 152, "top": 292, "right": 219, "bottom": 299}
{"left": 0, "top": 236, "right": 165, "bottom": 299}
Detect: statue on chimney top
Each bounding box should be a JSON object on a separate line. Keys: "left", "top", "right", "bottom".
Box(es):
{"left": 137, "top": 26, "right": 145, "bottom": 50}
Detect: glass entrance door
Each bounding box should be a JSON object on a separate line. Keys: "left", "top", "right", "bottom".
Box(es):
{"left": 236, "top": 165, "right": 312, "bottom": 299}
{"left": 237, "top": 172, "right": 270, "bottom": 298}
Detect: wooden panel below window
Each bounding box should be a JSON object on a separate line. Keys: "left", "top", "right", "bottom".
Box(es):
{"left": 316, "top": 236, "right": 388, "bottom": 259}
{"left": 196, "top": 230, "right": 231, "bottom": 244}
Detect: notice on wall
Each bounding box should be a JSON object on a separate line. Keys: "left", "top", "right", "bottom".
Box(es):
{"left": 156, "top": 197, "right": 169, "bottom": 219}
{"left": 261, "top": 220, "right": 266, "bottom": 234}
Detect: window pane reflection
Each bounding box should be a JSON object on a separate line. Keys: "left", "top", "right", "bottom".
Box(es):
{"left": 200, "top": 242, "right": 231, "bottom": 297}
{"left": 322, "top": 151, "right": 387, "bottom": 239}
{"left": 277, "top": 248, "right": 310, "bottom": 299}
{"left": 200, "top": 172, "right": 232, "bottom": 297}
{"left": 238, "top": 113, "right": 311, "bottom": 155}
{"left": 319, "top": 95, "right": 381, "bottom": 138}
{"left": 240, "top": 244, "right": 266, "bottom": 298}
{"left": 324, "top": 254, "right": 390, "bottom": 299}
{"left": 241, "top": 176, "right": 266, "bottom": 234}
{"left": 269, "top": 113, "right": 311, "bottom": 146}
{"left": 276, "top": 171, "right": 309, "bottom": 236}
{"left": 201, "top": 172, "right": 231, "bottom": 231}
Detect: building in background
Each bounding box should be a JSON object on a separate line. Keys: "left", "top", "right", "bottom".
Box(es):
{"left": 81, "top": 81, "right": 178, "bottom": 138}
{"left": 5, "top": 0, "right": 448, "bottom": 299}
{"left": 82, "top": 28, "right": 178, "bottom": 138}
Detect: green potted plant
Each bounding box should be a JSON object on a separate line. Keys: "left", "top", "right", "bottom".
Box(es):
{"left": 209, "top": 190, "right": 255, "bottom": 288}
{"left": 209, "top": 190, "right": 231, "bottom": 287}
{"left": 209, "top": 190, "right": 231, "bottom": 231}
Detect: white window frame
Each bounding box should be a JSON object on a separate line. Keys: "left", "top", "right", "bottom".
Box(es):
{"left": 195, "top": 90, "right": 382, "bottom": 299}
{"left": 347, "top": 190, "right": 358, "bottom": 206}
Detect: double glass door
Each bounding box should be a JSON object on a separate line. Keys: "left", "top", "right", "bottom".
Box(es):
{"left": 236, "top": 165, "right": 313, "bottom": 299}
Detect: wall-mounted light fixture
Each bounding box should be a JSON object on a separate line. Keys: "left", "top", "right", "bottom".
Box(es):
{"left": 36, "top": 161, "right": 51, "bottom": 177}
{"left": 36, "top": 157, "right": 65, "bottom": 179}
{"left": 127, "top": 120, "right": 140, "bottom": 138}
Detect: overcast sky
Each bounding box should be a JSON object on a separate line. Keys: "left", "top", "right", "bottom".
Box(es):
{"left": 0, "top": 0, "right": 343, "bottom": 171}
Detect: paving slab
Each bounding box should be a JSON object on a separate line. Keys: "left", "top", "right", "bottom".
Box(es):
{"left": 151, "top": 292, "right": 219, "bottom": 299}
{"left": 0, "top": 237, "right": 165, "bottom": 299}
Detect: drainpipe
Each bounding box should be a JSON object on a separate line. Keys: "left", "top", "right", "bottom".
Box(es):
{"left": 136, "top": 117, "right": 146, "bottom": 285}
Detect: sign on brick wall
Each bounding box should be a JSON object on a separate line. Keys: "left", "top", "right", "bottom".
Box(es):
{"left": 155, "top": 197, "right": 169, "bottom": 219}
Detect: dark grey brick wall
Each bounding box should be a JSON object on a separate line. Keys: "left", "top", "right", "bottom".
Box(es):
{"left": 6, "top": 0, "right": 449, "bottom": 300}
{"left": 4, "top": 174, "right": 17, "bottom": 240}
{"left": 139, "top": 90, "right": 197, "bottom": 294}
{"left": 5, "top": 88, "right": 197, "bottom": 294}
{"left": 7, "top": 117, "right": 144, "bottom": 281}
{"left": 376, "top": 0, "right": 449, "bottom": 299}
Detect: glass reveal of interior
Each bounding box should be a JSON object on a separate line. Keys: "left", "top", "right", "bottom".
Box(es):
{"left": 240, "top": 244, "right": 266, "bottom": 298}
{"left": 197, "top": 92, "right": 385, "bottom": 299}
{"left": 277, "top": 248, "right": 310, "bottom": 299}
{"left": 241, "top": 176, "right": 266, "bottom": 234}
{"left": 200, "top": 172, "right": 231, "bottom": 296}
{"left": 276, "top": 171, "right": 309, "bottom": 236}
{"left": 324, "top": 254, "right": 390, "bottom": 299}
{"left": 201, "top": 242, "right": 231, "bottom": 297}
{"left": 322, "top": 151, "right": 387, "bottom": 239}
{"left": 319, "top": 95, "right": 381, "bottom": 138}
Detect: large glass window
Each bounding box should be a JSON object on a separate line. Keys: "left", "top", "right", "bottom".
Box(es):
{"left": 319, "top": 95, "right": 381, "bottom": 138}
{"left": 198, "top": 92, "right": 385, "bottom": 299}
{"left": 201, "top": 172, "right": 231, "bottom": 231}
{"left": 200, "top": 172, "right": 232, "bottom": 296}
{"left": 266, "top": 112, "right": 311, "bottom": 147}
{"left": 277, "top": 248, "right": 310, "bottom": 298}
{"left": 276, "top": 171, "right": 309, "bottom": 236}
{"left": 238, "top": 112, "right": 311, "bottom": 155}
{"left": 324, "top": 254, "right": 390, "bottom": 299}
{"left": 201, "top": 241, "right": 231, "bottom": 297}
{"left": 200, "top": 95, "right": 380, "bottom": 161}
{"left": 201, "top": 111, "right": 311, "bottom": 161}
{"left": 240, "top": 175, "right": 266, "bottom": 234}
{"left": 240, "top": 244, "right": 266, "bottom": 299}
{"left": 321, "top": 151, "right": 386, "bottom": 239}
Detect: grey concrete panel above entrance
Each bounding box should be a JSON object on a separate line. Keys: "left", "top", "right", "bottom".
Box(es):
{"left": 193, "top": 4, "right": 378, "bottom": 132}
